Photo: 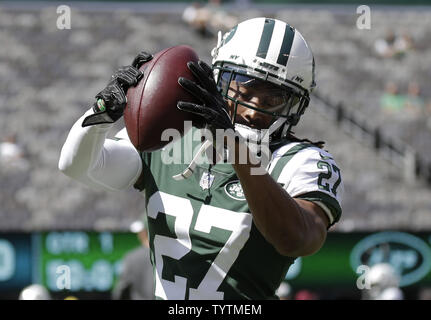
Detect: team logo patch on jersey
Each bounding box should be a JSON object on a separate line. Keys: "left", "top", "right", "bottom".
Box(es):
{"left": 199, "top": 171, "right": 215, "bottom": 190}
{"left": 224, "top": 180, "right": 246, "bottom": 201}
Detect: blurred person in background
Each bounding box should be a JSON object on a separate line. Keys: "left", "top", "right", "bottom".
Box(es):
{"left": 425, "top": 99, "right": 431, "bottom": 131}
{"left": 418, "top": 287, "right": 431, "bottom": 300}
{"left": 275, "top": 281, "right": 292, "bottom": 300}
{"left": 112, "top": 220, "right": 154, "bottom": 300}
{"left": 294, "top": 289, "right": 320, "bottom": 300}
{"left": 361, "top": 263, "right": 404, "bottom": 300}
{"left": 0, "top": 134, "right": 28, "bottom": 171}
{"left": 374, "top": 30, "right": 414, "bottom": 59}
{"left": 182, "top": 2, "right": 214, "bottom": 38}
{"left": 182, "top": 0, "right": 237, "bottom": 38}
{"left": 380, "top": 82, "right": 405, "bottom": 115}
{"left": 19, "top": 284, "right": 51, "bottom": 300}
{"left": 396, "top": 32, "right": 415, "bottom": 56}
{"left": 205, "top": 0, "right": 238, "bottom": 33}
{"left": 404, "top": 82, "right": 425, "bottom": 117}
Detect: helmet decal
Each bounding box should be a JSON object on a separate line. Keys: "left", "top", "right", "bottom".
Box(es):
{"left": 223, "top": 25, "right": 237, "bottom": 46}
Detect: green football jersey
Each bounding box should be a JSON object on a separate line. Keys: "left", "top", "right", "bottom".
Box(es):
{"left": 131, "top": 128, "right": 343, "bottom": 300}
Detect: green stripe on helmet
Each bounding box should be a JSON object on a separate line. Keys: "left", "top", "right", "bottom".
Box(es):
{"left": 277, "top": 24, "right": 295, "bottom": 66}
{"left": 223, "top": 25, "right": 237, "bottom": 46}
{"left": 256, "top": 18, "right": 275, "bottom": 59}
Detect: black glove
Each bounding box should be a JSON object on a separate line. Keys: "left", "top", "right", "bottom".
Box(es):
{"left": 82, "top": 51, "right": 153, "bottom": 127}
{"left": 132, "top": 51, "right": 153, "bottom": 69}
{"left": 177, "top": 60, "right": 234, "bottom": 133}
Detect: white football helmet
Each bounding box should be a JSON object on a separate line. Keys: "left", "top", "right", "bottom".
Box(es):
{"left": 211, "top": 17, "right": 316, "bottom": 142}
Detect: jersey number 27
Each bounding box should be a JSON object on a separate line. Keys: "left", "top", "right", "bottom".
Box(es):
{"left": 147, "top": 191, "right": 253, "bottom": 300}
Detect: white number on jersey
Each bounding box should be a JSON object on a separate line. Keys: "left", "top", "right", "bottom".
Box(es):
{"left": 147, "top": 191, "right": 252, "bottom": 300}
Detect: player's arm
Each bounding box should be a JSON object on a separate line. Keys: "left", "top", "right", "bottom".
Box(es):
{"left": 59, "top": 52, "right": 153, "bottom": 191}
{"left": 231, "top": 153, "right": 329, "bottom": 257}
{"left": 58, "top": 110, "right": 142, "bottom": 191}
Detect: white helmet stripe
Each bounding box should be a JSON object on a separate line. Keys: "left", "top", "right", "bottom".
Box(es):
{"left": 266, "top": 20, "right": 288, "bottom": 65}
{"left": 256, "top": 19, "right": 296, "bottom": 68}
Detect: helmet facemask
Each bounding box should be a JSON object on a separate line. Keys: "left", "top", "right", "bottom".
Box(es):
{"left": 213, "top": 62, "right": 310, "bottom": 144}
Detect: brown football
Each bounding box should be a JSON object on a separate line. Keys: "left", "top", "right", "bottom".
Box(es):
{"left": 124, "top": 45, "right": 200, "bottom": 152}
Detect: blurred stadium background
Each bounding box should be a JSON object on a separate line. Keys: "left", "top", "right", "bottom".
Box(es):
{"left": 1, "top": 0, "right": 431, "bottom": 300}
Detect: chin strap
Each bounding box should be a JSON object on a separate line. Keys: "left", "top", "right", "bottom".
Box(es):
{"left": 172, "top": 118, "right": 287, "bottom": 181}
{"left": 269, "top": 117, "right": 288, "bottom": 139}
{"left": 172, "top": 139, "right": 213, "bottom": 180}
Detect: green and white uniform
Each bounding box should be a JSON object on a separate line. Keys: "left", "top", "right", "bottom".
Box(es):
{"left": 133, "top": 128, "right": 342, "bottom": 300}
{"left": 59, "top": 16, "right": 340, "bottom": 301}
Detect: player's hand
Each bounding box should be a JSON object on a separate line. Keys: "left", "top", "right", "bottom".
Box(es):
{"left": 82, "top": 51, "right": 153, "bottom": 127}
{"left": 110, "top": 65, "right": 143, "bottom": 92}
{"left": 132, "top": 51, "right": 153, "bottom": 69}
{"left": 82, "top": 65, "right": 142, "bottom": 127}
{"left": 177, "top": 60, "right": 234, "bottom": 133}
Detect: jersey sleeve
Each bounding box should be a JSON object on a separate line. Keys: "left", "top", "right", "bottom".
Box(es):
{"left": 268, "top": 142, "right": 343, "bottom": 228}
{"left": 58, "top": 114, "right": 142, "bottom": 192}
{"left": 113, "top": 128, "right": 151, "bottom": 191}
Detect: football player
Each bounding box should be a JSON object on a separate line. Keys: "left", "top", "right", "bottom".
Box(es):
{"left": 59, "top": 17, "right": 343, "bottom": 300}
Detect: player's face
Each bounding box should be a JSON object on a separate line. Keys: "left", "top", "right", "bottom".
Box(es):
{"left": 223, "top": 76, "right": 293, "bottom": 130}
